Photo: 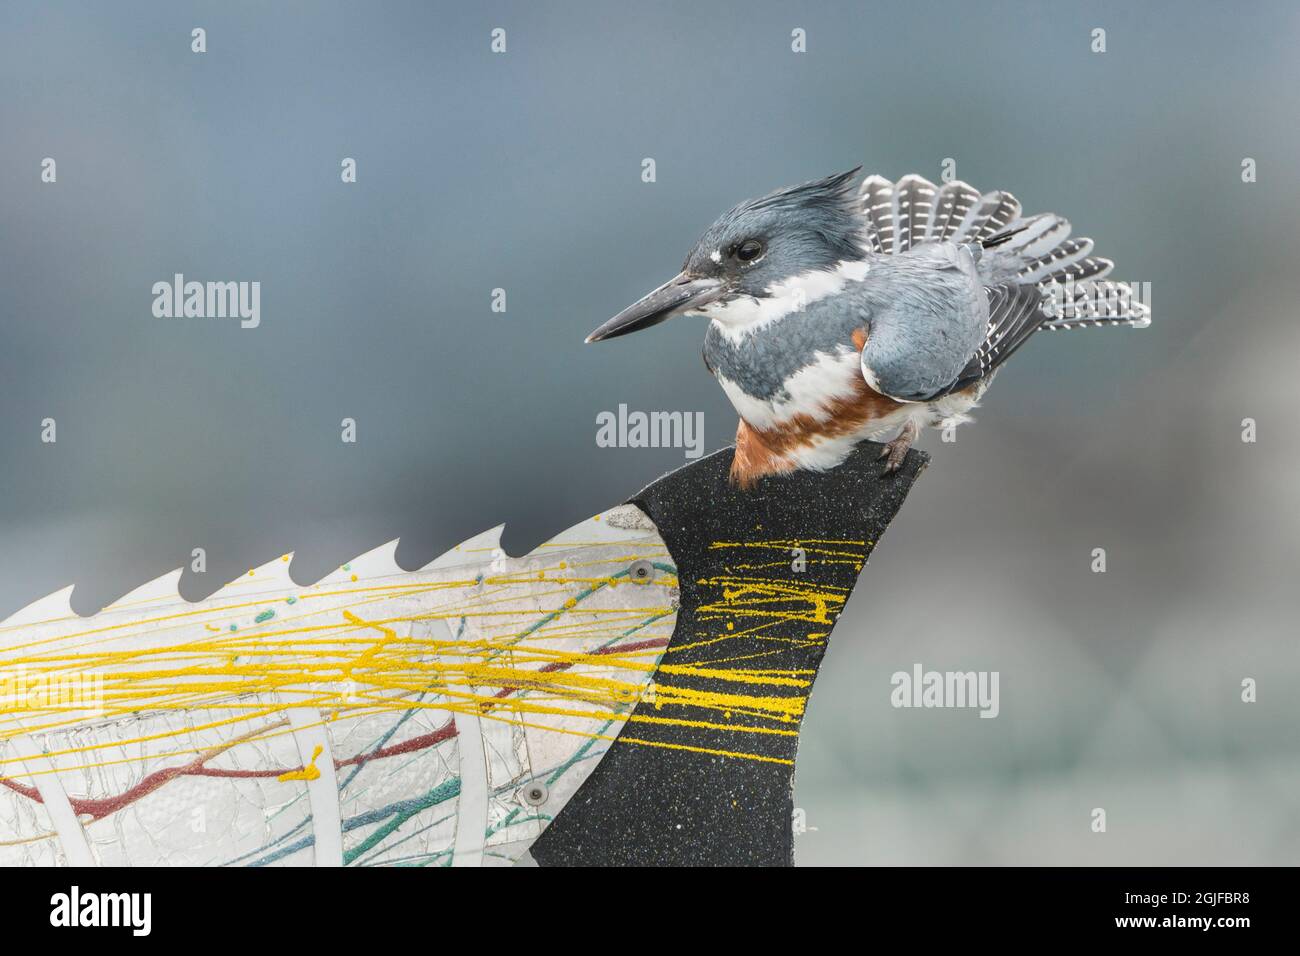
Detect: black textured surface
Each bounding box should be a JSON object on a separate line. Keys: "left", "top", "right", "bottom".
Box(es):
{"left": 531, "top": 441, "right": 928, "bottom": 866}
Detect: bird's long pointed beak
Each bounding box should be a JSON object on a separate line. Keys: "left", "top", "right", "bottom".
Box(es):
{"left": 585, "top": 273, "right": 722, "bottom": 343}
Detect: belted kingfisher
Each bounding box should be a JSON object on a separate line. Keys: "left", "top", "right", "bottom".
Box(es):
{"left": 586, "top": 169, "right": 1150, "bottom": 486}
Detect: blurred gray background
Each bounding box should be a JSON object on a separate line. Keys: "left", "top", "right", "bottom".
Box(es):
{"left": 2, "top": 1, "right": 1297, "bottom": 864}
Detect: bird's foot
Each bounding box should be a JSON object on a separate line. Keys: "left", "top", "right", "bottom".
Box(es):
{"left": 877, "top": 420, "right": 919, "bottom": 475}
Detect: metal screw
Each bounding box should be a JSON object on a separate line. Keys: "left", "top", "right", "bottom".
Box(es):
{"left": 521, "top": 782, "right": 549, "bottom": 807}
{"left": 628, "top": 559, "right": 654, "bottom": 583}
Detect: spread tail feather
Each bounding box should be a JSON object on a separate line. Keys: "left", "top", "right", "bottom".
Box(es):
{"left": 858, "top": 174, "right": 1124, "bottom": 287}
{"left": 857, "top": 173, "right": 1151, "bottom": 343}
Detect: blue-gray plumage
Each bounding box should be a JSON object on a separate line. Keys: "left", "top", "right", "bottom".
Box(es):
{"left": 849, "top": 244, "right": 989, "bottom": 401}
{"left": 587, "top": 168, "right": 1150, "bottom": 485}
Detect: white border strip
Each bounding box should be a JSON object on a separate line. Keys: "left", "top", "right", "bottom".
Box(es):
{"left": 286, "top": 709, "right": 343, "bottom": 867}
{"left": 451, "top": 707, "right": 489, "bottom": 867}
{"left": 13, "top": 734, "right": 95, "bottom": 866}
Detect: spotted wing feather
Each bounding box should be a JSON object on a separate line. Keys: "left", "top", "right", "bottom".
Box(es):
{"left": 858, "top": 175, "right": 894, "bottom": 253}
{"left": 891, "top": 175, "right": 937, "bottom": 253}
{"left": 934, "top": 284, "right": 1048, "bottom": 396}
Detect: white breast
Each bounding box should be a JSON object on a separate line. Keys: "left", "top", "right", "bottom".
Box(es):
{"left": 714, "top": 348, "right": 862, "bottom": 431}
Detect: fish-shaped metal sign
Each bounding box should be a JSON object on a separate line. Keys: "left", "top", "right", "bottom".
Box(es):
{"left": 0, "top": 443, "right": 924, "bottom": 866}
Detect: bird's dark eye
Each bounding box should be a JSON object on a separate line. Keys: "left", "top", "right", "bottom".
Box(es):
{"left": 735, "top": 239, "right": 765, "bottom": 262}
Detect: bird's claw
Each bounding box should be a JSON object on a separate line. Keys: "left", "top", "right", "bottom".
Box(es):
{"left": 877, "top": 421, "right": 919, "bottom": 475}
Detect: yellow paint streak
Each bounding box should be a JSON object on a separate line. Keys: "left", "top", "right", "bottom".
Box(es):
{"left": 278, "top": 744, "right": 323, "bottom": 782}
{"left": 616, "top": 736, "right": 793, "bottom": 766}
{"left": 0, "top": 536, "right": 869, "bottom": 791}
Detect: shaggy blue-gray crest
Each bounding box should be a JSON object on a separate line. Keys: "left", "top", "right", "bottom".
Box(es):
{"left": 586, "top": 169, "right": 1150, "bottom": 486}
